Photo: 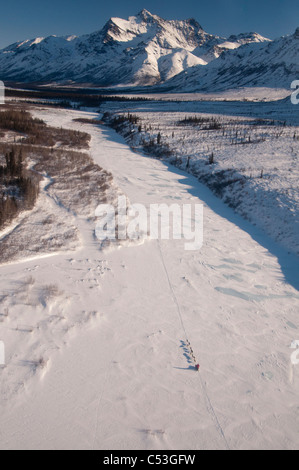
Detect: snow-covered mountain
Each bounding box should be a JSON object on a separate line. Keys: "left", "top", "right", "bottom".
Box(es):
{"left": 161, "top": 28, "right": 299, "bottom": 92}
{"left": 0, "top": 9, "right": 270, "bottom": 86}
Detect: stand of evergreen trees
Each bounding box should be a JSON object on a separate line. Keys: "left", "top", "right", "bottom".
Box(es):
{"left": 0, "top": 148, "right": 39, "bottom": 228}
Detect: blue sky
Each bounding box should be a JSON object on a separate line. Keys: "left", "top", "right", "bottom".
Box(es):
{"left": 0, "top": 0, "right": 298, "bottom": 48}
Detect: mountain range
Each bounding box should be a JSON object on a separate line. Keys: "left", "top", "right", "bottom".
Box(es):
{"left": 0, "top": 9, "right": 297, "bottom": 91}
{"left": 162, "top": 27, "right": 299, "bottom": 92}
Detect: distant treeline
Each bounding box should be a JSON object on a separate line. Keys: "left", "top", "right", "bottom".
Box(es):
{"left": 0, "top": 109, "right": 90, "bottom": 148}
{"left": 6, "top": 87, "right": 152, "bottom": 108}
{"left": 0, "top": 107, "right": 91, "bottom": 229}
{"left": 0, "top": 109, "right": 44, "bottom": 133}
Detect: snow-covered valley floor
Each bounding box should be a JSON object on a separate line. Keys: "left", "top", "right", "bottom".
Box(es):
{"left": 0, "top": 107, "right": 298, "bottom": 450}
{"left": 101, "top": 99, "right": 299, "bottom": 257}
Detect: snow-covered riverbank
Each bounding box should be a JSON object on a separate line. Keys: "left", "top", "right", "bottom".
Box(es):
{"left": 101, "top": 99, "right": 299, "bottom": 258}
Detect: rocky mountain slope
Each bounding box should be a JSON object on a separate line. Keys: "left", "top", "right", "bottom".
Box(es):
{"left": 160, "top": 27, "right": 299, "bottom": 92}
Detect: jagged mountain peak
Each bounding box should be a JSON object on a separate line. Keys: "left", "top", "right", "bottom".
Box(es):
{"left": 135, "top": 9, "right": 203, "bottom": 30}
{"left": 227, "top": 31, "right": 271, "bottom": 43}
{"left": 186, "top": 18, "right": 204, "bottom": 30}
{"left": 136, "top": 8, "right": 156, "bottom": 21}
